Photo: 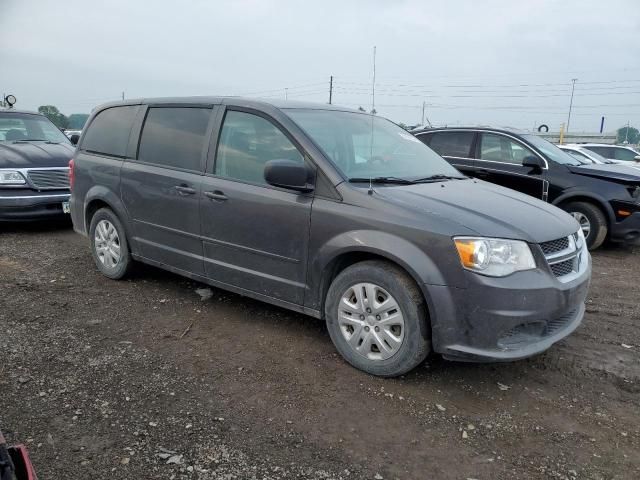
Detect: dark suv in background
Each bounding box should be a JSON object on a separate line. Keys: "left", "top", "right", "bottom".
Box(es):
{"left": 0, "top": 109, "right": 75, "bottom": 221}
{"left": 414, "top": 127, "right": 640, "bottom": 250}
{"left": 70, "top": 98, "right": 590, "bottom": 376}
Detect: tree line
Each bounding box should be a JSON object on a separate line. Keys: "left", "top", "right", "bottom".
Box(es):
{"left": 37, "top": 105, "right": 88, "bottom": 130}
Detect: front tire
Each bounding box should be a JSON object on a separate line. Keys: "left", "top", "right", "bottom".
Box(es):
{"left": 325, "top": 260, "right": 430, "bottom": 377}
{"left": 89, "top": 208, "right": 133, "bottom": 279}
{"left": 562, "top": 201, "right": 607, "bottom": 250}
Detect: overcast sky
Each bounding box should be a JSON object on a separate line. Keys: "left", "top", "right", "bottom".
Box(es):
{"left": 2, "top": 0, "right": 639, "bottom": 132}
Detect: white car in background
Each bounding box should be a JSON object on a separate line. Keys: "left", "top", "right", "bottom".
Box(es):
{"left": 579, "top": 143, "right": 640, "bottom": 164}
{"left": 558, "top": 144, "right": 613, "bottom": 164}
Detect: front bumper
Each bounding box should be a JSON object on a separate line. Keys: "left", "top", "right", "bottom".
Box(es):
{"left": 0, "top": 190, "right": 70, "bottom": 221}
{"left": 609, "top": 209, "right": 640, "bottom": 245}
{"left": 425, "top": 253, "right": 591, "bottom": 362}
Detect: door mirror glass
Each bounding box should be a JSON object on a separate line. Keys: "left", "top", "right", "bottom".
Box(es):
{"left": 523, "top": 155, "right": 545, "bottom": 171}
{"left": 264, "top": 159, "right": 313, "bottom": 192}
{"left": 70, "top": 134, "right": 80, "bottom": 145}
{"left": 634, "top": 155, "right": 640, "bottom": 162}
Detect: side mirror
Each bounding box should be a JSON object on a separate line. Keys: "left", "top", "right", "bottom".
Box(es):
{"left": 70, "top": 134, "right": 80, "bottom": 146}
{"left": 634, "top": 155, "right": 640, "bottom": 162}
{"left": 264, "top": 159, "right": 314, "bottom": 192}
{"left": 523, "top": 155, "right": 545, "bottom": 172}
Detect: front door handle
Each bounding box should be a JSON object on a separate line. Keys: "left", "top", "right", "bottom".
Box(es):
{"left": 204, "top": 190, "right": 228, "bottom": 201}
{"left": 175, "top": 185, "right": 196, "bottom": 195}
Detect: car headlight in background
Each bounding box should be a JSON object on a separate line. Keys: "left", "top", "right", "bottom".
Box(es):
{"left": 0, "top": 170, "right": 26, "bottom": 185}
{"left": 454, "top": 237, "right": 536, "bottom": 277}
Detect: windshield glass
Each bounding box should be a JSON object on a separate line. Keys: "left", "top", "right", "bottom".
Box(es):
{"left": 562, "top": 149, "right": 593, "bottom": 164}
{"left": 0, "top": 112, "right": 70, "bottom": 143}
{"left": 578, "top": 147, "right": 609, "bottom": 163}
{"left": 285, "top": 109, "right": 462, "bottom": 180}
{"left": 521, "top": 134, "right": 581, "bottom": 166}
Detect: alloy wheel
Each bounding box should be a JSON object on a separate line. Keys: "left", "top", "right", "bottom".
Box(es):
{"left": 571, "top": 212, "right": 591, "bottom": 239}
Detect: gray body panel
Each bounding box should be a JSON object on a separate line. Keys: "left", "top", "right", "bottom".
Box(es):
{"left": 70, "top": 97, "right": 590, "bottom": 361}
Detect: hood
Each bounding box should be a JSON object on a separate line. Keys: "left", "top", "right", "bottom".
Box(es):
{"left": 568, "top": 163, "right": 640, "bottom": 184}
{"left": 374, "top": 179, "right": 578, "bottom": 243}
{"left": 0, "top": 142, "right": 75, "bottom": 169}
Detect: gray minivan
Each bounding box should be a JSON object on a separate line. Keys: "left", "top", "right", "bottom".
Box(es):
{"left": 70, "top": 97, "right": 591, "bottom": 377}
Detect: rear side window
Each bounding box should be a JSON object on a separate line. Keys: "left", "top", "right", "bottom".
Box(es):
{"left": 138, "top": 107, "right": 211, "bottom": 171}
{"left": 214, "top": 111, "right": 303, "bottom": 186}
{"left": 584, "top": 146, "right": 610, "bottom": 158}
{"left": 426, "top": 132, "right": 474, "bottom": 158}
{"left": 613, "top": 147, "right": 638, "bottom": 161}
{"left": 82, "top": 106, "right": 138, "bottom": 157}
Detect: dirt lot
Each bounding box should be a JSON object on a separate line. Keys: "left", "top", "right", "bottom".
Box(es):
{"left": 1, "top": 221, "right": 639, "bottom": 480}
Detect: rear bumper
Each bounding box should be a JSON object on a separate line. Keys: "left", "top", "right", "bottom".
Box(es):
{"left": 425, "top": 253, "right": 591, "bottom": 362}
{"left": 0, "top": 191, "right": 70, "bottom": 221}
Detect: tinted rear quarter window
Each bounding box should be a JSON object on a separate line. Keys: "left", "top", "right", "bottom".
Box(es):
{"left": 82, "top": 106, "right": 139, "bottom": 157}
{"left": 138, "top": 107, "right": 212, "bottom": 171}
{"left": 425, "top": 131, "right": 474, "bottom": 158}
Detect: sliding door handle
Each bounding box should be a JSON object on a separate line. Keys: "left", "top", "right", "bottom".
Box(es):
{"left": 204, "top": 190, "right": 228, "bottom": 201}
{"left": 175, "top": 185, "right": 196, "bottom": 195}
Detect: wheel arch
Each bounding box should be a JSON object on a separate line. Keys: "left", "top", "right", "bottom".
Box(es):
{"left": 552, "top": 192, "right": 614, "bottom": 225}
{"left": 310, "top": 231, "right": 449, "bottom": 323}
{"left": 84, "top": 186, "right": 134, "bottom": 247}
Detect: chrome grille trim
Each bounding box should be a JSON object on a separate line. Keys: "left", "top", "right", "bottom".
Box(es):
{"left": 540, "top": 232, "right": 586, "bottom": 283}
{"left": 25, "top": 168, "right": 70, "bottom": 190}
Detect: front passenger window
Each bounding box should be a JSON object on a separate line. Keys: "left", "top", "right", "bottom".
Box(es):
{"left": 215, "top": 111, "right": 304, "bottom": 186}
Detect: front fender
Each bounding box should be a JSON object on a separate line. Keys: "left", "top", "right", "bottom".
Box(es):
{"left": 306, "top": 229, "right": 453, "bottom": 313}
{"left": 552, "top": 191, "right": 615, "bottom": 225}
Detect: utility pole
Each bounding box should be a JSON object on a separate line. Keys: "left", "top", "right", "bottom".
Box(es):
{"left": 625, "top": 120, "right": 630, "bottom": 143}
{"left": 328, "top": 76, "right": 333, "bottom": 104}
{"left": 371, "top": 46, "right": 376, "bottom": 113}
{"left": 285, "top": 88, "right": 288, "bottom": 100}
{"left": 566, "top": 78, "right": 577, "bottom": 133}
{"left": 122, "top": 91, "right": 125, "bottom": 100}
{"left": 421, "top": 101, "right": 426, "bottom": 126}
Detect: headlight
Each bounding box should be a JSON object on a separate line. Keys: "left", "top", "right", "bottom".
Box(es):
{"left": 0, "top": 170, "right": 26, "bottom": 185}
{"left": 454, "top": 237, "right": 536, "bottom": 277}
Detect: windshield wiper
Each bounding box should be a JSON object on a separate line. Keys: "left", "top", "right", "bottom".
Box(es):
{"left": 412, "top": 174, "right": 466, "bottom": 183}
{"left": 348, "top": 176, "right": 416, "bottom": 185}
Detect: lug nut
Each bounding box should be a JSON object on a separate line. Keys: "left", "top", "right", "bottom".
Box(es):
{"left": 375, "top": 326, "right": 380, "bottom": 332}
{"left": 366, "top": 308, "right": 371, "bottom": 313}
{"left": 360, "top": 315, "right": 365, "bottom": 320}
{"left": 365, "top": 326, "right": 370, "bottom": 332}
{"left": 376, "top": 315, "right": 381, "bottom": 320}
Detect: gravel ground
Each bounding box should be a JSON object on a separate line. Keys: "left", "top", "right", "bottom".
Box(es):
{"left": 1, "top": 221, "right": 639, "bottom": 480}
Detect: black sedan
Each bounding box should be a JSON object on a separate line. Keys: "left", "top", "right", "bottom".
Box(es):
{"left": 0, "top": 109, "right": 75, "bottom": 221}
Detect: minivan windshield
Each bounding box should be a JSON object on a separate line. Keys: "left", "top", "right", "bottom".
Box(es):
{"left": 285, "top": 109, "right": 464, "bottom": 181}
{"left": 0, "top": 112, "right": 70, "bottom": 144}
{"left": 521, "top": 134, "right": 581, "bottom": 166}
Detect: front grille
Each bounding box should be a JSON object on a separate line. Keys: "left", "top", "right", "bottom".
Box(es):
{"left": 550, "top": 258, "right": 575, "bottom": 277}
{"left": 540, "top": 237, "right": 569, "bottom": 255}
{"left": 27, "top": 168, "right": 70, "bottom": 190}
{"left": 539, "top": 233, "right": 584, "bottom": 281}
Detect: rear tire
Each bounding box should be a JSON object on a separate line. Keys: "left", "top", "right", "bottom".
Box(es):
{"left": 89, "top": 208, "right": 133, "bottom": 279}
{"left": 325, "top": 260, "right": 430, "bottom": 377}
{"left": 562, "top": 201, "right": 607, "bottom": 250}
